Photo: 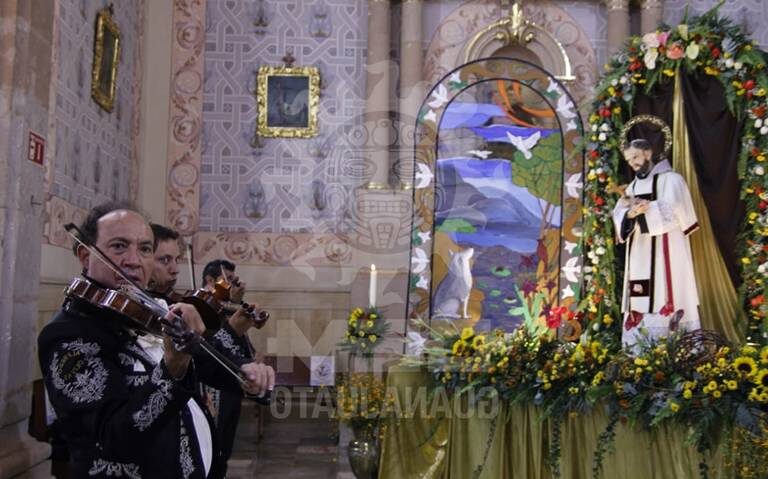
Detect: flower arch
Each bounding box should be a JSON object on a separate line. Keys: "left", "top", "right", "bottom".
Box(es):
{"left": 582, "top": 5, "right": 768, "bottom": 345}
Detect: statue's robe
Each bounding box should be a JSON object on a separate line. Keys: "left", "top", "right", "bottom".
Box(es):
{"left": 612, "top": 159, "right": 701, "bottom": 347}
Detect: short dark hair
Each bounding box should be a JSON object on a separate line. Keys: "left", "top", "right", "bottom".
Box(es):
{"left": 150, "top": 223, "right": 180, "bottom": 250}
{"left": 72, "top": 201, "right": 144, "bottom": 256}
{"left": 625, "top": 138, "right": 653, "bottom": 151}
{"left": 202, "top": 259, "right": 236, "bottom": 284}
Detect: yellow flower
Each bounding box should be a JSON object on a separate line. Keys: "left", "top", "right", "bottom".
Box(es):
{"left": 366, "top": 320, "right": 374, "bottom": 328}
{"left": 669, "top": 401, "right": 680, "bottom": 412}
{"left": 713, "top": 390, "right": 722, "bottom": 399}
{"left": 760, "top": 347, "right": 768, "bottom": 364}
{"left": 662, "top": 69, "right": 675, "bottom": 77}
{"left": 734, "top": 356, "right": 758, "bottom": 377}
{"left": 755, "top": 369, "right": 768, "bottom": 388}
{"left": 368, "top": 334, "right": 377, "bottom": 343}
{"left": 726, "top": 380, "right": 738, "bottom": 390}
{"left": 704, "top": 66, "right": 720, "bottom": 76}
{"left": 369, "top": 313, "right": 378, "bottom": 319}
{"left": 602, "top": 314, "right": 613, "bottom": 326}
{"left": 683, "top": 389, "right": 693, "bottom": 399}
{"left": 471, "top": 335, "right": 486, "bottom": 349}
{"left": 460, "top": 327, "right": 474, "bottom": 341}
{"left": 452, "top": 340, "right": 466, "bottom": 355}
{"left": 568, "top": 386, "right": 579, "bottom": 395}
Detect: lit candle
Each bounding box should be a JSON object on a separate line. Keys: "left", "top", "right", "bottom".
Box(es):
{"left": 369, "top": 264, "right": 377, "bottom": 308}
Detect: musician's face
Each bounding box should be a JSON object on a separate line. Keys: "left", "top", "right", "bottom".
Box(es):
{"left": 78, "top": 210, "right": 154, "bottom": 289}
{"left": 150, "top": 239, "right": 182, "bottom": 293}
{"left": 623, "top": 147, "right": 652, "bottom": 174}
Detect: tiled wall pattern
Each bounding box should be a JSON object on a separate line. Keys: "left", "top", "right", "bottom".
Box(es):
{"left": 199, "top": 0, "right": 368, "bottom": 234}
{"left": 48, "top": 0, "right": 143, "bottom": 211}
{"left": 664, "top": 0, "right": 768, "bottom": 49}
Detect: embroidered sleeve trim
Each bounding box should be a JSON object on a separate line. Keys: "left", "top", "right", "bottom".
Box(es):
{"left": 88, "top": 459, "right": 142, "bottom": 478}
{"left": 131, "top": 364, "right": 173, "bottom": 432}
{"left": 49, "top": 339, "right": 108, "bottom": 404}
{"left": 212, "top": 327, "right": 246, "bottom": 359}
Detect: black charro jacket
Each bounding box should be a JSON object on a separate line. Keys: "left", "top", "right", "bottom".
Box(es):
{"left": 38, "top": 296, "right": 252, "bottom": 479}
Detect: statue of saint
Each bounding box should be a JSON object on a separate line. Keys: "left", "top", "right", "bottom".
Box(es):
{"left": 612, "top": 138, "right": 701, "bottom": 347}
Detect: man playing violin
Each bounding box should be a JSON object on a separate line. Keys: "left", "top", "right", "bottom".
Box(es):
{"left": 38, "top": 202, "right": 275, "bottom": 479}
{"left": 201, "top": 259, "right": 261, "bottom": 475}
{"left": 148, "top": 223, "right": 183, "bottom": 299}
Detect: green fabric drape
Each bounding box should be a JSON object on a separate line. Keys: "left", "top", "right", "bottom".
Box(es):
{"left": 672, "top": 75, "right": 744, "bottom": 343}
{"left": 379, "top": 367, "right": 733, "bottom": 479}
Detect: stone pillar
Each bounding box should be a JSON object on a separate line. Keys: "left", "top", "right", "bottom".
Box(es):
{"left": 640, "top": 0, "right": 663, "bottom": 35}
{"left": 0, "top": 0, "right": 54, "bottom": 475}
{"left": 396, "top": 0, "right": 423, "bottom": 189}
{"left": 364, "top": 0, "right": 391, "bottom": 189}
{"left": 605, "top": 0, "right": 630, "bottom": 57}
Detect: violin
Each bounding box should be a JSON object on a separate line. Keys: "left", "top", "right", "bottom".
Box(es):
{"left": 64, "top": 277, "right": 274, "bottom": 405}
{"left": 165, "top": 289, "right": 226, "bottom": 331}
{"left": 212, "top": 276, "right": 270, "bottom": 329}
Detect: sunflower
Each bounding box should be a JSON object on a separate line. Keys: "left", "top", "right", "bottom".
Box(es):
{"left": 755, "top": 369, "right": 768, "bottom": 388}
{"left": 760, "top": 346, "right": 768, "bottom": 365}
{"left": 460, "top": 327, "right": 474, "bottom": 341}
{"left": 733, "top": 356, "right": 758, "bottom": 377}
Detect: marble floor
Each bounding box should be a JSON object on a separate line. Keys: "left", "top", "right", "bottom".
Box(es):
{"left": 227, "top": 397, "right": 342, "bottom": 478}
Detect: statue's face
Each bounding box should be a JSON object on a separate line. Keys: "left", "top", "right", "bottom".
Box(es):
{"left": 623, "top": 147, "right": 652, "bottom": 174}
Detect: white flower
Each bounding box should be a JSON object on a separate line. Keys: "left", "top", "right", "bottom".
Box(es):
{"left": 677, "top": 24, "right": 689, "bottom": 40}
{"left": 619, "top": 75, "right": 629, "bottom": 84}
{"left": 758, "top": 263, "right": 767, "bottom": 274}
{"left": 762, "top": 126, "right": 768, "bottom": 135}
{"left": 599, "top": 123, "right": 611, "bottom": 132}
{"left": 642, "top": 32, "right": 660, "bottom": 49}
{"left": 598, "top": 132, "right": 607, "bottom": 142}
{"left": 644, "top": 49, "right": 659, "bottom": 70}
{"left": 592, "top": 124, "right": 598, "bottom": 132}
{"left": 756, "top": 119, "right": 763, "bottom": 129}
{"left": 611, "top": 78, "right": 619, "bottom": 86}
{"left": 596, "top": 246, "right": 606, "bottom": 256}
{"left": 755, "top": 165, "right": 765, "bottom": 176}
{"left": 734, "top": 61, "right": 743, "bottom": 70}
{"left": 725, "top": 58, "right": 734, "bottom": 69}
{"left": 685, "top": 43, "right": 700, "bottom": 60}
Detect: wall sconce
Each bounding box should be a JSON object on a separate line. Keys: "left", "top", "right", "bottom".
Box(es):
{"left": 309, "top": 3, "right": 332, "bottom": 38}
{"left": 252, "top": 0, "right": 269, "bottom": 35}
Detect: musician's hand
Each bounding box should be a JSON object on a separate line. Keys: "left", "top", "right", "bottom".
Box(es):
{"left": 170, "top": 303, "right": 206, "bottom": 335}
{"left": 229, "top": 305, "right": 255, "bottom": 335}
{"left": 240, "top": 362, "right": 275, "bottom": 396}
{"left": 229, "top": 276, "right": 246, "bottom": 303}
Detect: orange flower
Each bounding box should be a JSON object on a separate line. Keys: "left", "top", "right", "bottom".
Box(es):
{"left": 667, "top": 43, "right": 684, "bottom": 60}
{"left": 751, "top": 294, "right": 765, "bottom": 307}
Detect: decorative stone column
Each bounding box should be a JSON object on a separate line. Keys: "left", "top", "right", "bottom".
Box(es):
{"left": 396, "top": 0, "right": 423, "bottom": 189}
{"left": 0, "top": 0, "right": 54, "bottom": 475}
{"left": 605, "top": 0, "right": 630, "bottom": 57}
{"left": 640, "top": 0, "right": 663, "bottom": 35}
{"left": 364, "top": 0, "right": 391, "bottom": 189}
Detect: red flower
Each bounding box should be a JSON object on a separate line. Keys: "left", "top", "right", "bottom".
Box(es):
{"left": 594, "top": 196, "right": 605, "bottom": 206}
{"left": 759, "top": 200, "right": 767, "bottom": 210}
{"left": 711, "top": 47, "right": 721, "bottom": 58}
{"left": 589, "top": 150, "right": 599, "bottom": 159}
{"left": 744, "top": 79, "right": 755, "bottom": 90}
{"left": 751, "top": 295, "right": 765, "bottom": 307}
{"left": 547, "top": 306, "right": 567, "bottom": 329}
{"left": 600, "top": 108, "right": 611, "bottom": 118}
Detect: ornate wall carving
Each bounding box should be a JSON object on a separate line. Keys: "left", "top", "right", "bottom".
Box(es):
{"left": 423, "top": 0, "right": 601, "bottom": 108}
{"left": 43, "top": 0, "right": 144, "bottom": 247}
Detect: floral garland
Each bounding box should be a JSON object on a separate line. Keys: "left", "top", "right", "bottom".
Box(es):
{"left": 422, "top": 325, "right": 768, "bottom": 478}
{"left": 582, "top": 4, "right": 768, "bottom": 345}
{"left": 339, "top": 307, "right": 391, "bottom": 356}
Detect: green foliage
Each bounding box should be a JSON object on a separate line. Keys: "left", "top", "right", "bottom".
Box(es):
{"left": 510, "top": 133, "right": 563, "bottom": 206}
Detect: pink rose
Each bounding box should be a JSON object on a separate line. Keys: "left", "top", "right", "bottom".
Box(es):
{"left": 667, "top": 43, "right": 684, "bottom": 60}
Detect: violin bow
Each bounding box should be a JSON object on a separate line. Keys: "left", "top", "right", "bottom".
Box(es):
{"left": 187, "top": 240, "right": 197, "bottom": 290}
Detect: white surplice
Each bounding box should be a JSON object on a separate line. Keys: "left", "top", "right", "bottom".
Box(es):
{"left": 612, "top": 159, "right": 701, "bottom": 347}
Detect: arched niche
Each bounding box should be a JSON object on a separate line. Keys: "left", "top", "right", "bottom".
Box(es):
{"left": 406, "top": 58, "right": 585, "bottom": 336}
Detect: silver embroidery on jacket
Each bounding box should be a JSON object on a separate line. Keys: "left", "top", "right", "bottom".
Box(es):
{"left": 125, "top": 374, "right": 149, "bottom": 387}
{"left": 179, "top": 423, "right": 195, "bottom": 479}
{"left": 213, "top": 328, "right": 244, "bottom": 359}
{"left": 131, "top": 364, "right": 173, "bottom": 431}
{"left": 88, "top": 459, "right": 142, "bottom": 478}
{"left": 50, "top": 339, "right": 108, "bottom": 404}
{"left": 123, "top": 342, "right": 155, "bottom": 365}
{"left": 117, "top": 353, "right": 135, "bottom": 367}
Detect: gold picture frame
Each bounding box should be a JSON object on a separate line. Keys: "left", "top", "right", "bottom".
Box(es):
{"left": 256, "top": 65, "right": 320, "bottom": 138}
{"left": 91, "top": 7, "right": 120, "bottom": 112}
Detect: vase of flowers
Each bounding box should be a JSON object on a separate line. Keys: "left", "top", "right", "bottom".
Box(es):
{"left": 347, "top": 423, "right": 380, "bottom": 479}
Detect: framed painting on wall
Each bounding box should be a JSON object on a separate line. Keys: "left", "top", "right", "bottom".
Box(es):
{"left": 91, "top": 7, "right": 120, "bottom": 112}
{"left": 256, "top": 65, "right": 320, "bottom": 138}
